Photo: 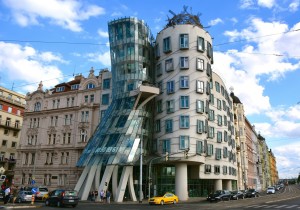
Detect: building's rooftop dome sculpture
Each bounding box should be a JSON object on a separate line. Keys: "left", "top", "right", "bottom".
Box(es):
{"left": 165, "top": 6, "right": 204, "bottom": 28}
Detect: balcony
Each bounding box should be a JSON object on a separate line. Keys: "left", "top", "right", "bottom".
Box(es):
{"left": 0, "top": 120, "right": 22, "bottom": 130}
{"left": 0, "top": 95, "right": 25, "bottom": 107}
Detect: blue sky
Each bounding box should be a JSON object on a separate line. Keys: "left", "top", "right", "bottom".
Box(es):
{"left": 0, "top": 0, "right": 300, "bottom": 179}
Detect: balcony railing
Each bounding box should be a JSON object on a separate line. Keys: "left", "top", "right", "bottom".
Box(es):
{"left": 0, "top": 119, "right": 22, "bottom": 130}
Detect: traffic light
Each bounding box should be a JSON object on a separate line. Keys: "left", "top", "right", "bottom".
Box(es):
{"left": 165, "top": 152, "right": 169, "bottom": 161}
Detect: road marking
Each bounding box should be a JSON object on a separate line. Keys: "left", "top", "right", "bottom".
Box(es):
{"left": 275, "top": 205, "right": 288, "bottom": 208}
{"left": 286, "top": 205, "right": 299, "bottom": 208}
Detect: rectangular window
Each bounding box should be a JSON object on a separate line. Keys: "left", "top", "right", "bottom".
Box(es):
{"left": 209, "top": 94, "right": 214, "bottom": 105}
{"left": 165, "top": 119, "right": 173, "bottom": 133}
{"left": 214, "top": 165, "right": 220, "bottom": 174}
{"left": 56, "top": 86, "right": 65, "bottom": 92}
{"left": 156, "top": 63, "right": 162, "bottom": 77}
{"left": 166, "top": 100, "right": 175, "bottom": 113}
{"left": 180, "top": 76, "right": 189, "bottom": 89}
{"left": 102, "top": 94, "right": 109, "bottom": 105}
{"left": 205, "top": 164, "right": 211, "bottom": 173}
{"left": 196, "top": 80, "right": 204, "bottom": 93}
{"left": 207, "top": 144, "right": 214, "bottom": 156}
{"left": 90, "top": 94, "right": 94, "bottom": 103}
{"left": 165, "top": 58, "right": 174, "bottom": 72}
{"left": 179, "top": 135, "right": 189, "bottom": 149}
{"left": 215, "top": 81, "right": 220, "bottom": 92}
{"left": 224, "top": 116, "right": 228, "bottom": 126}
{"left": 217, "top": 115, "right": 222, "bottom": 126}
{"left": 156, "top": 99, "right": 162, "bottom": 113}
{"left": 196, "top": 100, "right": 204, "bottom": 113}
{"left": 197, "top": 37, "right": 205, "bottom": 52}
{"left": 158, "top": 81, "right": 163, "bottom": 94}
{"left": 166, "top": 81, "right": 175, "bottom": 94}
{"left": 222, "top": 100, "right": 227, "bottom": 111}
{"left": 217, "top": 131, "right": 222, "bottom": 143}
{"left": 196, "top": 58, "right": 204, "bottom": 71}
{"left": 103, "top": 78, "right": 111, "bottom": 89}
{"left": 208, "top": 109, "right": 215, "bottom": 121}
{"left": 207, "top": 41, "right": 213, "bottom": 59}
{"left": 179, "top": 34, "right": 189, "bottom": 49}
{"left": 180, "top": 96, "right": 189, "bottom": 109}
{"left": 71, "top": 84, "right": 79, "bottom": 90}
{"left": 217, "top": 99, "right": 222, "bottom": 110}
{"left": 208, "top": 126, "right": 215, "bottom": 139}
{"left": 223, "top": 147, "right": 228, "bottom": 158}
{"left": 163, "top": 37, "right": 171, "bottom": 53}
{"left": 196, "top": 141, "right": 203, "bottom": 154}
{"left": 155, "top": 119, "right": 161, "bottom": 133}
{"left": 180, "top": 57, "right": 189, "bottom": 69}
{"left": 155, "top": 44, "right": 160, "bottom": 58}
{"left": 223, "top": 166, "right": 228, "bottom": 175}
{"left": 197, "top": 120, "right": 204, "bottom": 133}
{"left": 162, "top": 139, "right": 171, "bottom": 153}
{"left": 179, "top": 115, "right": 189, "bottom": 128}
{"left": 207, "top": 63, "right": 212, "bottom": 77}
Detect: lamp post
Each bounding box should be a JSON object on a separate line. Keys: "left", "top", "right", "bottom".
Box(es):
{"left": 139, "top": 138, "right": 143, "bottom": 203}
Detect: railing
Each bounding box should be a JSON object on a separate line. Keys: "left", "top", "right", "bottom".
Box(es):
{"left": 0, "top": 119, "right": 22, "bottom": 130}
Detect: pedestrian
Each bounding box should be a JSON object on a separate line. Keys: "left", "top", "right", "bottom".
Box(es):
{"left": 4, "top": 186, "right": 11, "bottom": 204}
{"left": 12, "top": 186, "right": 18, "bottom": 204}
{"left": 106, "top": 190, "right": 111, "bottom": 204}
{"left": 100, "top": 190, "right": 104, "bottom": 202}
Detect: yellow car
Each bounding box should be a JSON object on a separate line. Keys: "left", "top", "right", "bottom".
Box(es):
{"left": 42, "top": 192, "right": 49, "bottom": 201}
{"left": 149, "top": 192, "right": 179, "bottom": 205}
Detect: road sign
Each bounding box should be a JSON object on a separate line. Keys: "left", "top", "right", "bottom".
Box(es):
{"left": 31, "top": 180, "right": 36, "bottom": 185}
{"left": 31, "top": 188, "right": 37, "bottom": 194}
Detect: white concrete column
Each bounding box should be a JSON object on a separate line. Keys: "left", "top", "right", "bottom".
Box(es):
{"left": 175, "top": 163, "right": 188, "bottom": 201}
{"left": 225, "top": 180, "right": 232, "bottom": 191}
{"left": 214, "top": 179, "right": 222, "bottom": 191}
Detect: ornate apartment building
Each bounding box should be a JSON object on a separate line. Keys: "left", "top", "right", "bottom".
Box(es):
{"left": 14, "top": 68, "right": 112, "bottom": 190}
{"left": 0, "top": 86, "right": 25, "bottom": 181}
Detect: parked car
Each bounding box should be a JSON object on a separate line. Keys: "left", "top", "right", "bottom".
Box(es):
{"left": 244, "top": 189, "right": 259, "bottom": 198}
{"left": 267, "top": 187, "right": 275, "bottom": 194}
{"left": 207, "top": 190, "right": 231, "bottom": 202}
{"left": 149, "top": 192, "right": 178, "bottom": 205}
{"left": 45, "top": 189, "right": 79, "bottom": 208}
{"left": 230, "top": 190, "right": 245, "bottom": 200}
{"left": 26, "top": 186, "right": 49, "bottom": 200}
{"left": 0, "top": 190, "right": 4, "bottom": 201}
{"left": 16, "top": 191, "right": 33, "bottom": 203}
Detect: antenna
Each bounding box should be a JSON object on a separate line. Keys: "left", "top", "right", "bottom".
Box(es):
{"left": 11, "top": 82, "right": 14, "bottom": 91}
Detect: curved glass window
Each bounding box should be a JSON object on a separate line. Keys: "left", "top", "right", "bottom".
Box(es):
{"left": 86, "top": 83, "right": 95, "bottom": 89}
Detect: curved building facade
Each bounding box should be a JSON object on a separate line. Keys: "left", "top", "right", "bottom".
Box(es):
{"left": 75, "top": 17, "right": 159, "bottom": 202}
{"left": 152, "top": 22, "right": 237, "bottom": 200}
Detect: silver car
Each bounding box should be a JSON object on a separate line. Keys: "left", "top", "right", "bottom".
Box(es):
{"left": 16, "top": 191, "right": 33, "bottom": 203}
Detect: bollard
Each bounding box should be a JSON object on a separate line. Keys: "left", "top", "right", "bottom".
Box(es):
{"left": 31, "top": 194, "right": 35, "bottom": 205}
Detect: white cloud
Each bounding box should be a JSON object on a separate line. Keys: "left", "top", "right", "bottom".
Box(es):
{"left": 111, "top": 11, "right": 122, "bottom": 17}
{"left": 0, "top": 42, "right": 64, "bottom": 92}
{"left": 208, "top": 18, "right": 223, "bottom": 26}
{"left": 289, "top": 0, "right": 300, "bottom": 12}
{"left": 240, "top": 0, "right": 255, "bottom": 9}
{"left": 3, "top": 0, "right": 105, "bottom": 32}
{"left": 97, "top": 29, "right": 109, "bottom": 38}
{"left": 258, "top": 0, "right": 276, "bottom": 8}
{"left": 86, "top": 51, "right": 111, "bottom": 67}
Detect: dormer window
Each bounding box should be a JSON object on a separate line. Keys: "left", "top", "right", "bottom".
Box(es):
{"left": 71, "top": 84, "right": 79, "bottom": 90}
{"left": 56, "top": 86, "right": 65, "bottom": 92}
{"left": 86, "top": 83, "right": 95, "bottom": 89}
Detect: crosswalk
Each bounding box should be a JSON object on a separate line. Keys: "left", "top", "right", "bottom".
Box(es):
{"left": 245, "top": 204, "right": 300, "bottom": 209}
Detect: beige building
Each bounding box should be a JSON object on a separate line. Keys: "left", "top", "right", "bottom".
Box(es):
{"left": 14, "top": 68, "right": 112, "bottom": 190}
{"left": 0, "top": 86, "right": 26, "bottom": 182}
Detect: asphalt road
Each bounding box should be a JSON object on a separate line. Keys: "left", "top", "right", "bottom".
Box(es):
{"left": 2, "top": 184, "right": 300, "bottom": 210}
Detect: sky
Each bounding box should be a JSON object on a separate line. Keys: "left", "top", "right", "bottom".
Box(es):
{"left": 0, "top": 0, "right": 300, "bottom": 179}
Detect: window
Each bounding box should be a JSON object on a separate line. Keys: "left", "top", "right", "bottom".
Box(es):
{"left": 196, "top": 100, "right": 204, "bottom": 113}
{"left": 11, "top": 142, "right": 17, "bottom": 148}
{"left": 162, "top": 139, "right": 170, "bottom": 153}
{"left": 208, "top": 126, "right": 214, "bottom": 139}
{"left": 207, "top": 63, "right": 212, "bottom": 77}
{"left": 179, "top": 115, "right": 189, "bottom": 128}
{"left": 217, "top": 99, "right": 222, "bottom": 110}
{"left": 217, "top": 131, "right": 222, "bottom": 143}
{"left": 223, "top": 100, "right": 227, "bottom": 111}
{"left": 156, "top": 100, "right": 162, "bottom": 113}
{"left": 81, "top": 111, "right": 89, "bottom": 122}
{"left": 180, "top": 96, "right": 189, "bottom": 109}
{"left": 207, "top": 41, "right": 213, "bottom": 59}
{"left": 223, "top": 166, "right": 228, "bottom": 175}
{"left": 197, "top": 36, "right": 205, "bottom": 52}
{"left": 207, "top": 144, "right": 214, "bottom": 156}
{"left": 215, "top": 82, "right": 220, "bottom": 92}
{"left": 180, "top": 57, "right": 189, "bottom": 69}
{"left": 214, "top": 165, "right": 220, "bottom": 174}
{"left": 196, "top": 80, "right": 204, "bottom": 93}
{"left": 158, "top": 81, "right": 163, "bottom": 94}
{"left": 8, "top": 107, "right": 12, "bottom": 113}
{"left": 205, "top": 164, "right": 211, "bottom": 173}
{"left": 71, "top": 84, "right": 79, "bottom": 90}
{"left": 163, "top": 37, "right": 171, "bottom": 53}
{"left": 2, "top": 140, "right": 7, "bottom": 147}
{"left": 165, "top": 58, "right": 174, "bottom": 72}
{"left": 84, "top": 95, "right": 88, "bottom": 103}
{"left": 217, "top": 115, "right": 222, "bottom": 126}
{"left": 180, "top": 76, "right": 189, "bottom": 89}
{"left": 224, "top": 131, "right": 228, "bottom": 142}
{"left": 209, "top": 94, "right": 214, "bottom": 105}
{"left": 86, "top": 83, "right": 95, "bottom": 89}
{"left": 34, "top": 102, "right": 41, "bottom": 111}
{"left": 103, "top": 78, "right": 111, "bottom": 89}
{"left": 155, "top": 120, "right": 161, "bottom": 133}
{"left": 165, "top": 119, "right": 173, "bottom": 133}
{"left": 56, "top": 86, "right": 65, "bottom": 92}
{"left": 166, "top": 81, "right": 175, "bottom": 94}
{"left": 80, "top": 130, "right": 88, "bottom": 142}
{"left": 156, "top": 63, "right": 162, "bottom": 77}
{"left": 4, "top": 130, "right": 9, "bottom": 135}
{"left": 0, "top": 104, "right": 2, "bottom": 110}
{"left": 223, "top": 147, "right": 228, "bottom": 158}
{"left": 179, "top": 135, "right": 189, "bottom": 150}
{"left": 208, "top": 109, "right": 215, "bottom": 121}
{"left": 166, "top": 100, "right": 175, "bottom": 113}
{"left": 196, "top": 58, "right": 204, "bottom": 71}
{"left": 179, "top": 34, "right": 189, "bottom": 49}
{"left": 196, "top": 141, "right": 203, "bottom": 154}
{"left": 102, "top": 94, "right": 109, "bottom": 105}
{"left": 155, "top": 44, "right": 160, "bottom": 58}
{"left": 197, "top": 120, "right": 205, "bottom": 133}
{"left": 224, "top": 116, "right": 228, "bottom": 126}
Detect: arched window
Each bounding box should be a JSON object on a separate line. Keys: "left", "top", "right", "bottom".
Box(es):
{"left": 34, "top": 102, "right": 41, "bottom": 111}
{"left": 86, "top": 83, "right": 95, "bottom": 89}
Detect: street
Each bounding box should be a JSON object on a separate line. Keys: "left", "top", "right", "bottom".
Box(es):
{"left": 2, "top": 185, "right": 300, "bottom": 210}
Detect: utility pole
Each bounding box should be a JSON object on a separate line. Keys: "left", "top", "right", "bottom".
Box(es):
{"left": 139, "top": 138, "right": 143, "bottom": 203}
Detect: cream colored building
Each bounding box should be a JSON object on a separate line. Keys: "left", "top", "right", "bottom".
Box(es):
{"left": 14, "top": 68, "right": 112, "bottom": 190}
{"left": 0, "top": 86, "right": 25, "bottom": 182}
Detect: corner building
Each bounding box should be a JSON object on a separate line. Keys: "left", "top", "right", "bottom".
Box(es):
{"left": 153, "top": 20, "right": 237, "bottom": 200}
